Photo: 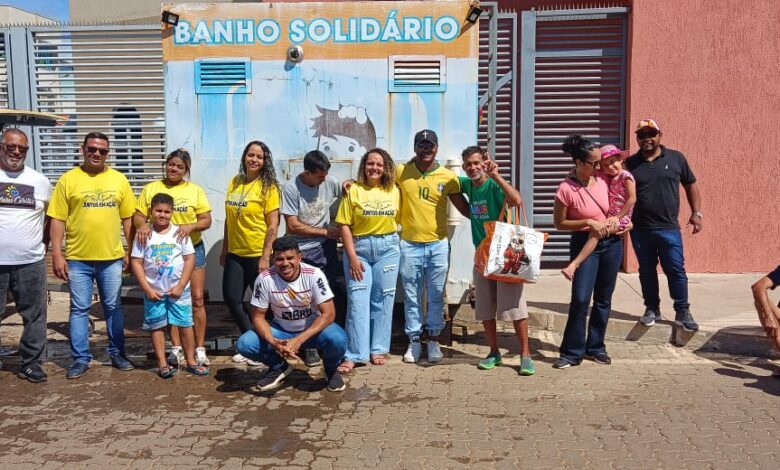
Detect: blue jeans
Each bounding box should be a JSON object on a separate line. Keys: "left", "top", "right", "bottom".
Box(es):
{"left": 236, "top": 322, "right": 347, "bottom": 378}
{"left": 67, "top": 259, "right": 125, "bottom": 363}
{"left": 400, "top": 238, "right": 449, "bottom": 340}
{"left": 630, "top": 228, "right": 689, "bottom": 313}
{"left": 343, "top": 233, "right": 400, "bottom": 362}
{"left": 559, "top": 233, "right": 623, "bottom": 362}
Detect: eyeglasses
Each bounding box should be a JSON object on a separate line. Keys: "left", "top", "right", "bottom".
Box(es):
{"left": 637, "top": 130, "right": 659, "bottom": 140}
{"left": 2, "top": 143, "right": 30, "bottom": 154}
{"left": 584, "top": 160, "right": 600, "bottom": 169}
{"left": 85, "top": 146, "right": 109, "bottom": 156}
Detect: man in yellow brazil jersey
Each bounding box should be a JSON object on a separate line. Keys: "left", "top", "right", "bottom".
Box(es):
{"left": 396, "top": 129, "right": 468, "bottom": 364}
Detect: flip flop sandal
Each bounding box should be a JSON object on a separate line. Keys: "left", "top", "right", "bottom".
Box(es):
{"left": 337, "top": 361, "right": 356, "bottom": 374}
{"left": 159, "top": 365, "right": 177, "bottom": 379}
{"left": 185, "top": 365, "right": 209, "bottom": 376}
{"left": 370, "top": 354, "right": 387, "bottom": 366}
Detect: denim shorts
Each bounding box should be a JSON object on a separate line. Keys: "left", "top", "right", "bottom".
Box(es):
{"left": 193, "top": 241, "right": 207, "bottom": 270}
{"left": 143, "top": 295, "right": 193, "bottom": 330}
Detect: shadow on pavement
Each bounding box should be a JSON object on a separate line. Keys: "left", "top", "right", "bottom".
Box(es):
{"left": 694, "top": 326, "right": 778, "bottom": 358}
{"left": 711, "top": 366, "right": 780, "bottom": 397}
{"left": 214, "top": 365, "right": 327, "bottom": 396}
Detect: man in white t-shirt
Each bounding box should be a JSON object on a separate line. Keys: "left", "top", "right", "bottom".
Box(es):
{"left": 236, "top": 235, "right": 347, "bottom": 392}
{"left": 0, "top": 129, "right": 51, "bottom": 383}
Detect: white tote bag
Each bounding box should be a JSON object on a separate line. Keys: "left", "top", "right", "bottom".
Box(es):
{"left": 482, "top": 205, "right": 546, "bottom": 283}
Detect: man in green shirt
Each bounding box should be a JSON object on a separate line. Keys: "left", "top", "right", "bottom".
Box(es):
{"left": 457, "top": 146, "right": 535, "bottom": 375}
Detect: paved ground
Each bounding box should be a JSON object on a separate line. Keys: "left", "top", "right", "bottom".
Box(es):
{"left": 1, "top": 292, "right": 779, "bottom": 469}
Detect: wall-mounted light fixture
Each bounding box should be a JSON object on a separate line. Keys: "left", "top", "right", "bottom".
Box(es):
{"left": 162, "top": 11, "right": 180, "bottom": 27}
{"left": 466, "top": 3, "right": 483, "bottom": 24}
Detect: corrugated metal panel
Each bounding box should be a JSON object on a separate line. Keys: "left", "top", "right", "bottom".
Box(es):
{"left": 0, "top": 33, "right": 10, "bottom": 109}
{"left": 478, "top": 6, "right": 517, "bottom": 184}
{"left": 532, "top": 16, "right": 627, "bottom": 262}
{"left": 30, "top": 27, "right": 165, "bottom": 191}
{"left": 0, "top": 31, "right": 11, "bottom": 109}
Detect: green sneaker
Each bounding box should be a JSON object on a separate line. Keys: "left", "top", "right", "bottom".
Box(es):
{"left": 477, "top": 353, "right": 503, "bottom": 370}
{"left": 519, "top": 356, "right": 536, "bottom": 376}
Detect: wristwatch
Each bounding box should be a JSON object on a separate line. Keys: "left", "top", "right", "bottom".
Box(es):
{"left": 692, "top": 211, "right": 703, "bottom": 218}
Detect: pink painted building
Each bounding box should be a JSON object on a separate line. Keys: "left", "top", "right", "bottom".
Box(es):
{"left": 492, "top": 0, "right": 779, "bottom": 273}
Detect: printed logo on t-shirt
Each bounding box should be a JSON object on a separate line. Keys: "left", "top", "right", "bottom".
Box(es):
{"left": 316, "top": 278, "right": 328, "bottom": 296}
{"left": 286, "top": 286, "right": 311, "bottom": 305}
{"left": 469, "top": 199, "right": 490, "bottom": 219}
{"left": 81, "top": 188, "right": 118, "bottom": 208}
{"left": 0, "top": 182, "right": 35, "bottom": 208}
{"left": 361, "top": 199, "right": 395, "bottom": 217}
{"left": 150, "top": 243, "right": 176, "bottom": 279}
{"left": 173, "top": 197, "right": 189, "bottom": 213}
{"left": 281, "top": 307, "right": 315, "bottom": 321}
{"left": 225, "top": 192, "right": 249, "bottom": 209}
{"left": 299, "top": 197, "right": 329, "bottom": 225}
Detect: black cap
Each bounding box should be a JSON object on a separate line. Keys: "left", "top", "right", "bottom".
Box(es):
{"left": 414, "top": 129, "right": 438, "bottom": 146}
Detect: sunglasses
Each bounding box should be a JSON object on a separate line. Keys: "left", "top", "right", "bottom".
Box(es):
{"left": 2, "top": 143, "right": 30, "bottom": 154}
{"left": 637, "top": 131, "right": 659, "bottom": 139}
{"left": 85, "top": 146, "right": 109, "bottom": 156}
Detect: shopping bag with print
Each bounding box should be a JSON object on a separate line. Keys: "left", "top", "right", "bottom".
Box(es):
{"left": 477, "top": 204, "right": 547, "bottom": 283}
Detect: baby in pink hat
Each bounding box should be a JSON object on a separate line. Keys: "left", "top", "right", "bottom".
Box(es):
{"left": 562, "top": 144, "right": 636, "bottom": 281}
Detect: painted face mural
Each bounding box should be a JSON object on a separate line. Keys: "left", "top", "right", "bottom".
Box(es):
{"left": 310, "top": 104, "right": 377, "bottom": 160}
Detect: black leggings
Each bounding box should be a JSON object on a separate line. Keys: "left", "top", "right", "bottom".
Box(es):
{"left": 222, "top": 253, "right": 260, "bottom": 333}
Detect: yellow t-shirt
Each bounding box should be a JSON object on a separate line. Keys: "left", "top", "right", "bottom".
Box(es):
{"left": 47, "top": 166, "right": 136, "bottom": 260}
{"left": 396, "top": 162, "right": 460, "bottom": 242}
{"left": 137, "top": 180, "right": 212, "bottom": 245}
{"left": 335, "top": 183, "right": 400, "bottom": 237}
{"left": 225, "top": 176, "right": 280, "bottom": 257}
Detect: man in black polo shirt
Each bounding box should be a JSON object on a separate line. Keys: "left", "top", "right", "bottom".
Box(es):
{"left": 625, "top": 119, "right": 702, "bottom": 332}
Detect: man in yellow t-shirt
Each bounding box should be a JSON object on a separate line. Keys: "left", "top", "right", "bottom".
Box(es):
{"left": 48, "top": 132, "right": 136, "bottom": 379}
{"left": 396, "top": 129, "right": 468, "bottom": 364}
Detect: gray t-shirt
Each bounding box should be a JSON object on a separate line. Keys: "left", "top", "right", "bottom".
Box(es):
{"left": 281, "top": 175, "right": 341, "bottom": 251}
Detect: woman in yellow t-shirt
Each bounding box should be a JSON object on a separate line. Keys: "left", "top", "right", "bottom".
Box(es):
{"left": 220, "top": 141, "right": 280, "bottom": 363}
{"left": 335, "top": 148, "right": 401, "bottom": 373}
{"left": 134, "top": 149, "right": 213, "bottom": 367}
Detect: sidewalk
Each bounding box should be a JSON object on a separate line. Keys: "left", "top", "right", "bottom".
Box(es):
{"left": 456, "top": 270, "right": 778, "bottom": 358}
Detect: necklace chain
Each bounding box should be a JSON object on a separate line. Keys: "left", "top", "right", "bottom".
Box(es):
{"left": 236, "top": 177, "right": 259, "bottom": 217}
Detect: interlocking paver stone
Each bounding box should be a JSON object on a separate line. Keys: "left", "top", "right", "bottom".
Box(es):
{"left": 1, "top": 293, "right": 779, "bottom": 468}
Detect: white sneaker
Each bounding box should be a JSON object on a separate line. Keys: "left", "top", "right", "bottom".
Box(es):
{"left": 196, "top": 347, "right": 210, "bottom": 366}
{"left": 427, "top": 341, "right": 443, "bottom": 363}
{"left": 245, "top": 357, "right": 264, "bottom": 367}
{"left": 232, "top": 352, "right": 248, "bottom": 363}
{"left": 403, "top": 341, "right": 422, "bottom": 363}
{"left": 168, "top": 346, "right": 185, "bottom": 367}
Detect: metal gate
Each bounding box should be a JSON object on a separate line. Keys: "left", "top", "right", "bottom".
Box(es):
{"left": 0, "top": 31, "right": 10, "bottom": 109}
{"left": 1, "top": 25, "right": 165, "bottom": 191}
{"left": 520, "top": 7, "right": 628, "bottom": 262}
{"left": 478, "top": 3, "right": 518, "bottom": 186}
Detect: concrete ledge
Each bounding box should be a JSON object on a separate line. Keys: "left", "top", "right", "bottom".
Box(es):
{"left": 454, "top": 304, "right": 779, "bottom": 358}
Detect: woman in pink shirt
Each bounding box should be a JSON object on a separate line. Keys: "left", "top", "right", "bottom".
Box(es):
{"left": 552, "top": 135, "right": 626, "bottom": 369}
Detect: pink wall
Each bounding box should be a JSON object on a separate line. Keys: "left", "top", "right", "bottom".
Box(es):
{"left": 626, "top": 0, "right": 780, "bottom": 272}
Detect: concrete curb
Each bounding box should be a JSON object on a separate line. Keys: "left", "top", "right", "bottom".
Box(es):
{"left": 454, "top": 305, "right": 779, "bottom": 358}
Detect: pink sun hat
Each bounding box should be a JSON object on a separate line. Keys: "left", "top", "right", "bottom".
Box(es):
{"left": 599, "top": 144, "right": 628, "bottom": 160}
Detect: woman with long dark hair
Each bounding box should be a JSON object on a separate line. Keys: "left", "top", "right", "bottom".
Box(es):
{"left": 220, "top": 141, "right": 280, "bottom": 364}
{"left": 552, "top": 135, "right": 625, "bottom": 369}
{"left": 134, "top": 149, "right": 212, "bottom": 367}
